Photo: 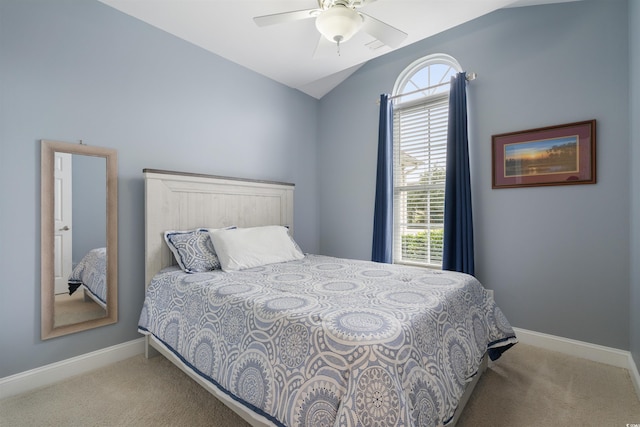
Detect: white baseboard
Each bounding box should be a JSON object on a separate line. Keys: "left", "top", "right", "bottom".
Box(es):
{"left": 0, "top": 338, "right": 145, "bottom": 400}
{"left": 512, "top": 327, "right": 630, "bottom": 367}
{"left": 513, "top": 327, "right": 640, "bottom": 401}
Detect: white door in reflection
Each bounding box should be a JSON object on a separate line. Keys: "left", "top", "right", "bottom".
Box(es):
{"left": 54, "top": 152, "right": 73, "bottom": 294}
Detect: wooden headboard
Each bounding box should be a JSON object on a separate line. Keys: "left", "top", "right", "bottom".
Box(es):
{"left": 143, "top": 169, "right": 295, "bottom": 286}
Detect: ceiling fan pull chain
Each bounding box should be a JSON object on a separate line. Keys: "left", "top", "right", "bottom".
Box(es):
{"left": 337, "top": 39, "right": 341, "bottom": 56}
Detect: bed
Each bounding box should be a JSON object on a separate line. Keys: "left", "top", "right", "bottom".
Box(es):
{"left": 139, "top": 169, "right": 517, "bottom": 427}
{"left": 68, "top": 247, "right": 107, "bottom": 308}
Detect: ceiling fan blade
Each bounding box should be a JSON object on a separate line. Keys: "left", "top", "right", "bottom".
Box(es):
{"left": 253, "top": 9, "right": 319, "bottom": 27}
{"left": 360, "top": 13, "right": 407, "bottom": 48}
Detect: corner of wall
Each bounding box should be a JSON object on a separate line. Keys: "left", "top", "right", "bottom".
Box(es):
{"left": 629, "top": 0, "right": 640, "bottom": 382}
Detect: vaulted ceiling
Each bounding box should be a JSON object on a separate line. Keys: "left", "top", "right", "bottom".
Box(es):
{"left": 99, "top": 0, "right": 580, "bottom": 99}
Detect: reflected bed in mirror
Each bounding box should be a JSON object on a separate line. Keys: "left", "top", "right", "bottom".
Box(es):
{"left": 41, "top": 140, "right": 118, "bottom": 339}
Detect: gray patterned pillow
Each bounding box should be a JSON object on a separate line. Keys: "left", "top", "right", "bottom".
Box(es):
{"left": 164, "top": 228, "right": 228, "bottom": 273}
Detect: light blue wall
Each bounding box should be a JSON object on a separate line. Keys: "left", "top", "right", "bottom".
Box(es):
{"left": 630, "top": 0, "right": 640, "bottom": 373}
{"left": 0, "top": 0, "right": 319, "bottom": 377}
{"left": 318, "top": 0, "right": 631, "bottom": 350}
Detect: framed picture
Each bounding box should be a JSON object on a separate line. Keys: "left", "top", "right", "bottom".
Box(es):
{"left": 492, "top": 120, "right": 596, "bottom": 189}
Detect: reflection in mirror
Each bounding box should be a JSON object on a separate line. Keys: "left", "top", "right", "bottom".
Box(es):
{"left": 41, "top": 140, "right": 118, "bottom": 339}
{"left": 54, "top": 154, "right": 107, "bottom": 327}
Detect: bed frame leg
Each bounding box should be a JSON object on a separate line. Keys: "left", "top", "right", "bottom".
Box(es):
{"left": 144, "top": 335, "right": 159, "bottom": 359}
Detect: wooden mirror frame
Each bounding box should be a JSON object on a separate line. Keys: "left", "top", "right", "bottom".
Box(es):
{"left": 41, "top": 140, "right": 118, "bottom": 339}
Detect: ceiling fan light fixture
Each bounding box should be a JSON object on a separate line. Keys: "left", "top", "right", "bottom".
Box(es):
{"left": 315, "top": 6, "right": 363, "bottom": 44}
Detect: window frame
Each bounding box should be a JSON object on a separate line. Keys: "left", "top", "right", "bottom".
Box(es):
{"left": 391, "top": 54, "right": 462, "bottom": 268}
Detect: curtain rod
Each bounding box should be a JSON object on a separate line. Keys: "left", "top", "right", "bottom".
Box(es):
{"left": 384, "top": 72, "right": 477, "bottom": 102}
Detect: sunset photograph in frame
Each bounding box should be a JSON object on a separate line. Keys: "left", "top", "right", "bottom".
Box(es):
{"left": 492, "top": 120, "right": 596, "bottom": 189}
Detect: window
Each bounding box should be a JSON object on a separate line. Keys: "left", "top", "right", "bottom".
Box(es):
{"left": 392, "top": 54, "right": 461, "bottom": 268}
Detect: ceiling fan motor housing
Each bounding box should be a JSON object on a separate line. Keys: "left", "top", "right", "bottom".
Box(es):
{"left": 315, "top": 5, "right": 364, "bottom": 43}
{"left": 319, "top": 0, "right": 370, "bottom": 8}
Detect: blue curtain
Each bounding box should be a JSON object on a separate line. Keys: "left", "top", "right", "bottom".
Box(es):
{"left": 371, "top": 94, "right": 393, "bottom": 263}
{"left": 443, "top": 72, "right": 475, "bottom": 275}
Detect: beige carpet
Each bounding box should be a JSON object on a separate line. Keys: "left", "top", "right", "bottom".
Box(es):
{"left": 1, "top": 344, "right": 638, "bottom": 426}
{"left": 54, "top": 291, "right": 106, "bottom": 327}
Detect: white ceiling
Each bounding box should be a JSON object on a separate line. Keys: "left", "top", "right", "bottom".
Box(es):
{"left": 99, "top": 0, "right": 580, "bottom": 99}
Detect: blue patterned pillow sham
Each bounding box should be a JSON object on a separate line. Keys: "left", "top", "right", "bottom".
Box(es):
{"left": 164, "top": 227, "right": 234, "bottom": 273}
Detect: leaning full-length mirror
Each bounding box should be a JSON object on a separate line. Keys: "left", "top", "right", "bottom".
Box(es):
{"left": 41, "top": 140, "right": 118, "bottom": 339}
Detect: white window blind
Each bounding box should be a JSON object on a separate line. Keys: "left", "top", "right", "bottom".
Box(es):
{"left": 393, "top": 93, "right": 449, "bottom": 267}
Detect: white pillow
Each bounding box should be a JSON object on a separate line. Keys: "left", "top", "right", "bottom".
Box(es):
{"left": 209, "top": 225, "right": 304, "bottom": 272}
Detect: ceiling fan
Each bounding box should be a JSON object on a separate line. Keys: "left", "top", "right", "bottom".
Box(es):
{"left": 253, "top": 0, "right": 408, "bottom": 55}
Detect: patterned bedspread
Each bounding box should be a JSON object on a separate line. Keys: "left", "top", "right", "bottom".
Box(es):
{"left": 138, "top": 254, "right": 516, "bottom": 427}
{"left": 68, "top": 247, "right": 107, "bottom": 307}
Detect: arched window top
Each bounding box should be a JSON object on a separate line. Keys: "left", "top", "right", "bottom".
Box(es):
{"left": 392, "top": 54, "right": 462, "bottom": 104}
